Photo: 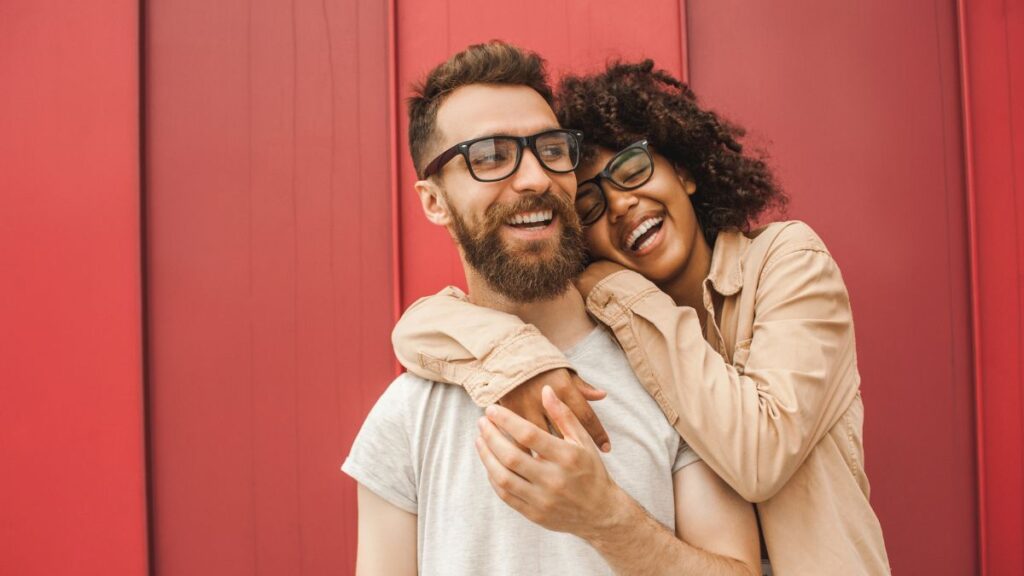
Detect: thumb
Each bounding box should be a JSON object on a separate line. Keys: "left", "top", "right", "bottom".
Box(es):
{"left": 542, "top": 385, "right": 591, "bottom": 447}
{"left": 573, "top": 376, "right": 607, "bottom": 401}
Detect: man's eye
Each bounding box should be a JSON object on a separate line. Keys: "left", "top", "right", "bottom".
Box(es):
{"left": 472, "top": 152, "right": 507, "bottom": 166}
{"left": 540, "top": 145, "right": 567, "bottom": 159}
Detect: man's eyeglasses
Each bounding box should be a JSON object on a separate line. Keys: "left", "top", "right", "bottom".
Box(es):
{"left": 574, "top": 140, "right": 654, "bottom": 226}
{"left": 420, "top": 129, "right": 584, "bottom": 182}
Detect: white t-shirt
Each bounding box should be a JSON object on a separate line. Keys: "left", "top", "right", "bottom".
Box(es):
{"left": 342, "top": 325, "right": 699, "bottom": 575}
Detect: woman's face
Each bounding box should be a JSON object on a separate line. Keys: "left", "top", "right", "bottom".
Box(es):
{"left": 574, "top": 145, "right": 705, "bottom": 284}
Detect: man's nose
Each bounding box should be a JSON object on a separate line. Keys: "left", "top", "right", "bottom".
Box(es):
{"left": 509, "top": 147, "right": 553, "bottom": 194}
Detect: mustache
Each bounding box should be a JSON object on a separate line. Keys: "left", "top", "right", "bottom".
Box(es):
{"left": 481, "top": 192, "right": 579, "bottom": 230}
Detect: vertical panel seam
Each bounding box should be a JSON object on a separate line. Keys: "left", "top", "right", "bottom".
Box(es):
{"left": 389, "top": 0, "right": 403, "bottom": 375}
{"left": 955, "top": 1, "right": 987, "bottom": 573}
{"left": 138, "top": 0, "right": 155, "bottom": 572}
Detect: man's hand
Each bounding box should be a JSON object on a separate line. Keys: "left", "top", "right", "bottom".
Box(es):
{"left": 476, "top": 385, "right": 627, "bottom": 539}
{"left": 572, "top": 260, "right": 628, "bottom": 301}
{"left": 497, "top": 368, "right": 611, "bottom": 452}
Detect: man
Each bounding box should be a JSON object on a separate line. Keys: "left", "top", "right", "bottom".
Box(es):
{"left": 342, "top": 42, "right": 760, "bottom": 576}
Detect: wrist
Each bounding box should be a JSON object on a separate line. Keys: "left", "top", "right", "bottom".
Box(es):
{"left": 580, "top": 484, "right": 635, "bottom": 545}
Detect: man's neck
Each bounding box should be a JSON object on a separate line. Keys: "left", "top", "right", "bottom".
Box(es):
{"left": 464, "top": 268, "right": 595, "bottom": 352}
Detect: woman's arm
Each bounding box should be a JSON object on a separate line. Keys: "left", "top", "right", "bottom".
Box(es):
{"left": 582, "top": 236, "right": 861, "bottom": 502}
{"left": 392, "top": 286, "right": 572, "bottom": 405}
{"left": 392, "top": 286, "right": 611, "bottom": 450}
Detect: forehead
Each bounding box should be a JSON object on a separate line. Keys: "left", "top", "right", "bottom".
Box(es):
{"left": 434, "top": 84, "right": 560, "bottom": 145}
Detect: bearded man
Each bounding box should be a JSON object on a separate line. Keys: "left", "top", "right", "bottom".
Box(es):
{"left": 341, "top": 42, "right": 761, "bottom": 576}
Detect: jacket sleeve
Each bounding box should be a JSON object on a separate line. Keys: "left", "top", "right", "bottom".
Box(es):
{"left": 585, "top": 246, "right": 861, "bottom": 502}
{"left": 391, "top": 286, "right": 574, "bottom": 406}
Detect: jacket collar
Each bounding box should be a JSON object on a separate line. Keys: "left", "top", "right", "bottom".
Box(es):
{"left": 704, "top": 229, "right": 750, "bottom": 296}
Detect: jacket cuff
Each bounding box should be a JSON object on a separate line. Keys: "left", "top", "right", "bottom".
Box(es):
{"left": 585, "top": 269, "right": 662, "bottom": 326}
{"left": 461, "top": 324, "right": 573, "bottom": 406}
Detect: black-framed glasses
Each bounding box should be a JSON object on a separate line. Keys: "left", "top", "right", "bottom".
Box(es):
{"left": 420, "top": 129, "right": 584, "bottom": 182}
{"left": 574, "top": 140, "right": 653, "bottom": 226}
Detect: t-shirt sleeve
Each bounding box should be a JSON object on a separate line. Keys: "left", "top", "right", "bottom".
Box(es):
{"left": 672, "top": 439, "right": 702, "bottom": 473}
{"left": 341, "top": 377, "right": 419, "bottom": 514}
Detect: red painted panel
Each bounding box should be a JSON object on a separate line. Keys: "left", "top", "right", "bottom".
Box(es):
{"left": 145, "top": 0, "right": 392, "bottom": 574}
{"left": 395, "top": 0, "right": 689, "bottom": 308}
{"left": 958, "top": 0, "right": 1024, "bottom": 573}
{"left": 687, "top": 1, "right": 975, "bottom": 574}
{"left": 0, "top": 1, "right": 147, "bottom": 575}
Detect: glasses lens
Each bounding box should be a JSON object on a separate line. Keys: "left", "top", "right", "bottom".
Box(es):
{"left": 534, "top": 131, "right": 579, "bottom": 173}
{"left": 575, "top": 181, "right": 606, "bottom": 226}
{"left": 467, "top": 138, "right": 520, "bottom": 180}
{"left": 608, "top": 146, "right": 653, "bottom": 189}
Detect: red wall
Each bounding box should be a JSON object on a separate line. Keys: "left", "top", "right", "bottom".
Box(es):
{"left": 144, "top": 0, "right": 393, "bottom": 574}
{"left": 687, "top": 2, "right": 975, "bottom": 574}
{"left": 0, "top": 1, "right": 148, "bottom": 575}
{"left": 5, "top": 1, "right": 1022, "bottom": 575}
{"left": 959, "top": 0, "right": 1024, "bottom": 573}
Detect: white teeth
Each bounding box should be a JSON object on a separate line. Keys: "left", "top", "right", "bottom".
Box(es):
{"left": 626, "top": 216, "right": 664, "bottom": 250}
{"left": 507, "top": 210, "right": 554, "bottom": 225}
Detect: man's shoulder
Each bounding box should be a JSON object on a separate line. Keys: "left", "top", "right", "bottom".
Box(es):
{"left": 375, "top": 371, "right": 442, "bottom": 406}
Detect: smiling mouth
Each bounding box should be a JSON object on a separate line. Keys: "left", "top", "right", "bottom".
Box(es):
{"left": 505, "top": 209, "right": 554, "bottom": 229}
{"left": 625, "top": 216, "right": 664, "bottom": 252}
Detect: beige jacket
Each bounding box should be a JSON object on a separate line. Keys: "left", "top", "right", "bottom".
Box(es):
{"left": 392, "top": 221, "right": 890, "bottom": 576}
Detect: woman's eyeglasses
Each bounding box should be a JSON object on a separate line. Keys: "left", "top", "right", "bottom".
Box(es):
{"left": 574, "top": 140, "right": 654, "bottom": 226}
{"left": 421, "top": 129, "right": 584, "bottom": 182}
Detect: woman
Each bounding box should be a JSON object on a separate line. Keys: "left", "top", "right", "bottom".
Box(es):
{"left": 393, "top": 60, "right": 890, "bottom": 575}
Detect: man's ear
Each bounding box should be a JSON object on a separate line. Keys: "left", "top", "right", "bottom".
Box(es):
{"left": 415, "top": 178, "right": 452, "bottom": 226}
{"left": 674, "top": 164, "right": 698, "bottom": 196}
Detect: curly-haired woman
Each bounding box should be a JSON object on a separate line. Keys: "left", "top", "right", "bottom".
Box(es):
{"left": 392, "top": 60, "right": 890, "bottom": 575}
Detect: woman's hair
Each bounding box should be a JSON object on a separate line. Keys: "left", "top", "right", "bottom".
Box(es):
{"left": 557, "top": 60, "right": 786, "bottom": 244}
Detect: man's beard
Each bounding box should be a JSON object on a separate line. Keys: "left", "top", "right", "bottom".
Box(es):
{"left": 448, "top": 192, "right": 587, "bottom": 303}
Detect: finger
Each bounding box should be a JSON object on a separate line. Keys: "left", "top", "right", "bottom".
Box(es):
{"left": 521, "top": 406, "right": 551, "bottom": 453}
{"left": 485, "top": 404, "right": 566, "bottom": 461}
{"left": 542, "top": 385, "right": 595, "bottom": 450}
{"left": 573, "top": 377, "right": 607, "bottom": 401}
{"left": 562, "top": 383, "right": 611, "bottom": 453}
{"left": 475, "top": 435, "right": 538, "bottom": 506}
{"left": 477, "top": 416, "right": 548, "bottom": 483}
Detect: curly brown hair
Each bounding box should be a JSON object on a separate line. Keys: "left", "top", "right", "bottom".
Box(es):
{"left": 557, "top": 60, "right": 786, "bottom": 244}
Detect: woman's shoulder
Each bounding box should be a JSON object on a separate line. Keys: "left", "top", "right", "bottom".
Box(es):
{"left": 747, "top": 219, "right": 832, "bottom": 258}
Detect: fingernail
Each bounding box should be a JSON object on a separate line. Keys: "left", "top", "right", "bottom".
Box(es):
{"left": 477, "top": 417, "right": 486, "bottom": 431}
{"left": 601, "top": 442, "right": 612, "bottom": 453}
{"left": 485, "top": 405, "right": 498, "bottom": 417}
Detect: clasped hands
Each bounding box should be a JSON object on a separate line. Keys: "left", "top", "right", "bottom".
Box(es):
{"left": 475, "top": 383, "right": 629, "bottom": 541}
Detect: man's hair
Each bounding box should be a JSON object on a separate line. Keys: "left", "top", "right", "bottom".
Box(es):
{"left": 408, "top": 41, "right": 555, "bottom": 178}
{"left": 557, "top": 60, "right": 787, "bottom": 244}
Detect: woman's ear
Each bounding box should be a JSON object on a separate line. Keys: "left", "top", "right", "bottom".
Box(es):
{"left": 674, "top": 165, "right": 698, "bottom": 196}
{"left": 414, "top": 178, "right": 451, "bottom": 227}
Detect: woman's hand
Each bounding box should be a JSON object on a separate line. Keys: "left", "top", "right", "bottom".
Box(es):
{"left": 573, "top": 260, "right": 629, "bottom": 301}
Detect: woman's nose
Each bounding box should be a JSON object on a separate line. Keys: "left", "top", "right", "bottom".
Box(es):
{"left": 604, "top": 185, "right": 639, "bottom": 223}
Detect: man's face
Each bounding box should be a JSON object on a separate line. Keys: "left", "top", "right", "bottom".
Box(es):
{"left": 421, "top": 84, "right": 585, "bottom": 302}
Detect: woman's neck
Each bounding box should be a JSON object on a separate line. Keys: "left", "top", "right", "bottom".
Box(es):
{"left": 659, "top": 230, "right": 713, "bottom": 327}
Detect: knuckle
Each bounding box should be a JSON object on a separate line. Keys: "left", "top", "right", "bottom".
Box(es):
{"left": 504, "top": 451, "right": 525, "bottom": 470}
{"left": 520, "top": 428, "right": 539, "bottom": 445}
{"left": 564, "top": 449, "right": 582, "bottom": 467}
{"left": 495, "top": 472, "right": 513, "bottom": 490}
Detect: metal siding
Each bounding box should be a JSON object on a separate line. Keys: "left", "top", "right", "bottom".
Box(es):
{"left": 0, "top": 1, "right": 147, "bottom": 574}
{"left": 959, "top": 0, "right": 1024, "bottom": 573}
{"left": 145, "top": 0, "right": 393, "bottom": 574}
